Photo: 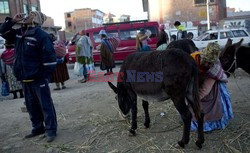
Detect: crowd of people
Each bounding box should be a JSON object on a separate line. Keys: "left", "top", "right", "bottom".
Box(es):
{"left": 0, "top": 10, "right": 233, "bottom": 145}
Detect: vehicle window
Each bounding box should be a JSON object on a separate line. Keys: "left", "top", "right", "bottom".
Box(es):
{"left": 194, "top": 32, "right": 209, "bottom": 41}
{"left": 93, "top": 31, "right": 119, "bottom": 43}
{"left": 145, "top": 27, "right": 157, "bottom": 38}
{"left": 93, "top": 32, "right": 101, "bottom": 43}
{"left": 120, "top": 29, "right": 138, "bottom": 40}
{"left": 120, "top": 26, "right": 157, "bottom": 41}
{"left": 203, "top": 32, "right": 218, "bottom": 41}
{"left": 220, "top": 31, "right": 234, "bottom": 39}
{"left": 232, "top": 30, "right": 248, "bottom": 37}
{"left": 70, "top": 34, "right": 81, "bottom": 45}
{"left": 107, "top": 30, "right": 119, "bottom": 38}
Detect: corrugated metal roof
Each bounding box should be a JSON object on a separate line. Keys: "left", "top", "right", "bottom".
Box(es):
{"left": 227, "top": 11, "right": 250, "bottom": 17}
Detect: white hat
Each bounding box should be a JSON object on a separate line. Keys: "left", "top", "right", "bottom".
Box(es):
{"left": 99, "top": 30, "right": 107, "bottom": 36}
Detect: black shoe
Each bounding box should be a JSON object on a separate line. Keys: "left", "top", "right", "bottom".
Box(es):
{"left": 25, "top": 131, "right": 45, "bottom": 138}
{"left": 61, "top": 86, "right": 66, "bottom": 89}
{"left": 104, "top": 72, "right": 111, "bottom": 76}
{"left": 46, "top": 135, "right": 56, "bottom": 143}
{"left": 80, "top": 79, "right": 87, "bottom": 83}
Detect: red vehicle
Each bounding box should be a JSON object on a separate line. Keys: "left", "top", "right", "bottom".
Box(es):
{"left": 66, "top": 20, "right": 159, "bottom": 63}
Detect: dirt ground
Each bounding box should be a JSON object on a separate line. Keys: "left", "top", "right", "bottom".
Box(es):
{"left": 0, "top": 64, "right": 249, "bottom": 153}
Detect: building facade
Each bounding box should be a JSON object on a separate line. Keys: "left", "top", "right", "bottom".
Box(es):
{"left": 103, "top": 12, "right": 116, "bottom": 24}
{"left": 0, "top": 0, "right": 61, "bottom": 35}
{"left": 143, "top": 0, "right": 226, "bottom": 32}
{"left": 119, "top": 15, "right": 130, "bottom": 22}
{"left": 222, "top": 10, "right": 250, "bottom": 34}
{"left": 65, "top": 8, "right": 104, "bottom": 33}
{"left": 0, "top": 0, "right": 40, "bottom": 22}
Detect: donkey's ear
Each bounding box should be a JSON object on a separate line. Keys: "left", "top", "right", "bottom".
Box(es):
{"left": 226, "top": 38, "right": 232, "bottom": 46}
{"left": 108, "top": 81, "right": 118, "bottom": 94}
{"left": 221, "top": 38, "right": 233, "bottom": 57}
{"left": 235, "top": 38, "right": 244, "bottom": 47}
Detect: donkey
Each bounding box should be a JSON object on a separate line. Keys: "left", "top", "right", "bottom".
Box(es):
{"left": 108, "top": 49, "right": 204, "bottom": 148}
{"left": 220, "top": 38, "right": 250, "bottom": 76}
{"left": 167, "top": 39, "right": 198, "bottom": 54}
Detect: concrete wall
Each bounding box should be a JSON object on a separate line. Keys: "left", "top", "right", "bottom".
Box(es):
{"left": 0, "top": 0, "right": 40, "bottom": 22}
{"left": 64, "top": 8, "right": 104, "bottom": 33}
{"left": 147, "top": 0, "right": 226, "bottom": 27}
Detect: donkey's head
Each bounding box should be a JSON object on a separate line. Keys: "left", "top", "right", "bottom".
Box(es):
{"left": 220, "top": 38, "right": 243, "bottom": 74}
{"left": 108, "top": 82, "right": 131, "bottom": 116}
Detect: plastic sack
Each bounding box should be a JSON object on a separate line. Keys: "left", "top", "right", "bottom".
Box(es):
{"left": 85, "top": 63, "right": 95, "bottom": 74}
{"left": 73, "top": 62, "right": 83, "bottom": 76}
{"left": 1, "top": 81, "right": 9, "bottom": 96}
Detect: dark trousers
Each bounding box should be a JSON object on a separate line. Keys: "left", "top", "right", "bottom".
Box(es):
{"left": 23, "top": 79, "right": 57, "bottom": 136}
{"left": 83, "top": 64, "right": 87, "bottom": 79}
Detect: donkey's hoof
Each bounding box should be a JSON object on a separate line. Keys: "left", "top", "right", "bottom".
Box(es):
{"left": 195, "top": 140, "right": 203, "bottom": 149}
{"left": 178, "top": 141, "right": 185, "bottom": 148}
{"left": 184, "top": 139, "right": 189, "bottom": 145}
{"left": 129, "top": 129, "right": 136, "bottom": 136}
{"left": 144, "top": 123, "right": 150, "bottom": 128}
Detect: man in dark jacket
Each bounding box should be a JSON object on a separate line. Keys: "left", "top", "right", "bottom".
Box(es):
{"left": 0, "top": 11, "right": 57, "bottom": 142}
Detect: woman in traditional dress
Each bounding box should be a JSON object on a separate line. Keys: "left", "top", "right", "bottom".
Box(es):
{"left": 136, "top": 28, "right": 151, "bottom": 51}
{"left": 49, "top": 34, "right": 69, "bottom": 89}
{"left": 190, "top": 42, "right": 234, "bottom": 132}
{"left": 97, "top": 30, "right": 115, "bottom": 75}
{"left": 1, "top": 41, "right": 23, "bottom": 98}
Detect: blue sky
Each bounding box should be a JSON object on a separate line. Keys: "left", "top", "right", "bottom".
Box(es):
{"left": 40, "top": 0, "right": 250, "bottom": 28}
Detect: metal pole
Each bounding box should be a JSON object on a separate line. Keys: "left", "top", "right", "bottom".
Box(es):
{"left": 207, "top": 0, "right": 210, "bottom": 30}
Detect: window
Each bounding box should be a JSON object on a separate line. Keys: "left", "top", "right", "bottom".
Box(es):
{"left": 146, "top": 27, "right": 157, "bottom": 38}
{"left": 0, "top": 0, "right": 10, "bottom": 14}
{"left": 93, "top": 33, "right": 102, "bottom": 43}
{"left": 203, "top": 32, "right": 218, "bottom": 41}
{"left": 120, "top": 27, "right": 157, "bottom": 41}
{"left": 31, "top": 6, "right": 38, "bottom": 11}
{"left": 93, "top": 30, "right": 119, "bottom": 43}
{"left": 67, "top": 13, "right": 71, "bottom": 18}
{"left": 194, "top": 0, "right": 215, "bottom": 5}
{"left": 107, "top": 31, "right": 119, "bottom": 38}
{"left": 70, "top": 34, "right": 81, "bottom": 45}
{"left": 23, "top": 4, "right": 28, "bottom": 14}
{"left": 120, "top": 29, "right": 138, "bottom": 40}
{"left": 232, "top": 30, "right": 248, "bottom": 37}
{"left": 68, "top": 22, "right": 72, "bottom": 27}
{"left": 220, "top": 31, "right": 234, "bottom": 39}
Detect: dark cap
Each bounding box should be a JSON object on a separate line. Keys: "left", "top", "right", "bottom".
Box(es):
{"left": 174, "top": 21, "right": 181, "bottom": 26}
{"left": 139, "top": 28, "right": 146, "bottom": 34}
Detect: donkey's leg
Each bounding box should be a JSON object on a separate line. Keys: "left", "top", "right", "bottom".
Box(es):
{"left": 129, "top": 100, "right": 137, "bottom": 136}
{"left": 195, "top": 112, "right": 204, "bottom": 149}
{"left": 186, "top": 98, "right": 205, "bottom": 149}
{"left": 142, "top": 100, "right": 150, "bottom": 128}
{"left": 173, "top": 97, "right": 192, "bottom": 148}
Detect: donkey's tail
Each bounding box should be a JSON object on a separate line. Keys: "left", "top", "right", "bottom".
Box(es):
{"left": 186, "top": 63, "right": 202, "bottom": 120}
{"left": 186, "top": 63, "right": 204, "bottom": 148}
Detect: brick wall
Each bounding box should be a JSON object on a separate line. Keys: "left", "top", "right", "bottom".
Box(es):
{"left": 0, "top": 0, "right": 41, "bottom": 23}
{"left": 43, "top": 16, "right": 54, "bottom": 27}
{"left": 148, "top": 0, "right": 226, "bottom": 26}
{"left": 64, "top": 8, "right": 104, "bottom": 33}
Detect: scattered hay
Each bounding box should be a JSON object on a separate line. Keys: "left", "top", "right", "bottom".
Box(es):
{"left": 29, "top": 101, "right": 250, "bottom": 152}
